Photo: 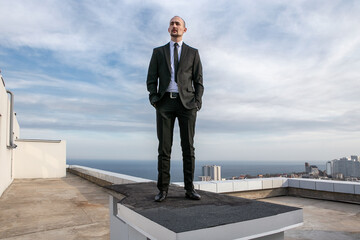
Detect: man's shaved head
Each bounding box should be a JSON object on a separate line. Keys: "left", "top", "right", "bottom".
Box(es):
{"left": 170, "top": 16, "right": 186, "bottom": 27}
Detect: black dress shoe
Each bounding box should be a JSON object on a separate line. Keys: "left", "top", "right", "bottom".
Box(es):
{"left": 154, "top": 191, "right": 167, "bottom": 202}
{"left": 185, "top": 189, "right": 201, "bottom": 200}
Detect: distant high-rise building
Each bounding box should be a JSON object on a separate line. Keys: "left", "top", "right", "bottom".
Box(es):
{"left": 329, "top": 156, "right": 360, "bottom": 178}
{"left": 326, "top": 161, "right": 333, "bottom": 177}
{"left": 202, "top": 165, "right": 210, "bottom": 177}
{"left": 305, "top": 162, "right": 310, "bottom": 173}
{"left": 201, "top": 165, "right": 221, "bottom": 181}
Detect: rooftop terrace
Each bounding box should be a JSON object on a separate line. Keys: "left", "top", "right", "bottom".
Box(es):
{"left": 0, "top": 173, "right": 109, "bottom": 239}
{"left": 1, "top": 171, "right": 360, "bottom": 239}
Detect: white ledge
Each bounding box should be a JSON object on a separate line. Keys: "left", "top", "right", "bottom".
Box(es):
{"left": 68, "top": 165, "right": 153, "bottom": 184}
{"left": 16, "top": 139, "right": 62, "bottom": 143}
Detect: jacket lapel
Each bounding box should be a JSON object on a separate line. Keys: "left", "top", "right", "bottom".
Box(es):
{"left": 163, "top": 43, "right": 171, "bottom": 74}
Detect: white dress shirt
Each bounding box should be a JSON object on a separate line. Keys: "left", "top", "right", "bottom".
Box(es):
{"left": 166, "top": 40, "right": 183, "bottom": 93}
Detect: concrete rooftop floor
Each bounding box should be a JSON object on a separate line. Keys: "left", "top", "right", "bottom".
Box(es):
{"left": 260, "top": 196, "right": 360, "bottom": 240}
{"left": 1, "top": 173, "right": 360, "bottom": 240}
{"left": 0, "top": 173, "right": 109, "bottom": 240}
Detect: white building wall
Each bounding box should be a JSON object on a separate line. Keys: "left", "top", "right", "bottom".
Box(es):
{"left": 14, "top": 139, "right": 66, "bottom": 178}
{"left": 0, "top": 76, "right": 20, "bottom": 197}
{"left": 1, "top": 74, "right": 66, "bottom": 197}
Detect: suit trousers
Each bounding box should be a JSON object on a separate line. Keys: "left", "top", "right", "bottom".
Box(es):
{"left": 156, "top": 93, "right": 197, "bottom": 192}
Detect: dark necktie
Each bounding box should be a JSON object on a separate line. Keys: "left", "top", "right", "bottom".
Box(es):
{"left": 174, "top": 43, "right": 179, "bottom": 83}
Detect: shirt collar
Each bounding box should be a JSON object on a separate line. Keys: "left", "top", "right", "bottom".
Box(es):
{"left": 170, "top": 40, "right": 183, "bottom": 47}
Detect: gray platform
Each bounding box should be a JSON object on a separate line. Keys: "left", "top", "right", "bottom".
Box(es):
{"left": 106, "top": 182, "right": 303, "bottom": 240}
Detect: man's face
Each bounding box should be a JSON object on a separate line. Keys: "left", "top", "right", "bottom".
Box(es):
{"left": 168, "top": 17, "right": 187, "bottom": 38}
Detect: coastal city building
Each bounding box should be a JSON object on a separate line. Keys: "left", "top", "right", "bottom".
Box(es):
{"left": 309, "top": 165, "right": 319, "bottom": 177}
{"left": 305, "top": 162, "right": 310, "bottom": 173}
{"left": 326, "top": 161, "right": 332, "bottom": 177}
{"left": 326, "top": 156, "right": 360, "bottom": 179}
{"left": 199, "top": 165, "right": 222, "bottom": 181}
{"left": 304, "top": 162, "right": 319, "bottom": 178}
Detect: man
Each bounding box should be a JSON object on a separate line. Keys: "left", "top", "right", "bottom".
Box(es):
{"left": 147, "top": 16, "right": 204, "bottom": 202}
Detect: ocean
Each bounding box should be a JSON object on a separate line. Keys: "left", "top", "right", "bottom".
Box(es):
{"left": 67, "top": 159, "right": 326, "bottom": 182}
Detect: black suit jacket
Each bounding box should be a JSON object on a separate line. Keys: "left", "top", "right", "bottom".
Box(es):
{"left": 147, "top": 42, "right": 204, "bottom": 110}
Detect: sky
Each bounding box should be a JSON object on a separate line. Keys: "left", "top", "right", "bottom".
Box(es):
{"left": 1, "top": 0, "right": 360, "bottom": 162}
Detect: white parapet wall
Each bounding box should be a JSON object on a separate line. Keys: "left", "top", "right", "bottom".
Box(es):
{"left": 287, "top": 178, "right": 360, "bottom": 195}
{"left": 68, "top": 165, "right": 360, "bottom": 198}
{"left": 68, "top": 165, "right": 153, "bottom": 184}
{"left": 173, "top": 178, "right": 360, "bottom": 198}
{"left": 14, "top": 139, "right": 66, "bottom": 178}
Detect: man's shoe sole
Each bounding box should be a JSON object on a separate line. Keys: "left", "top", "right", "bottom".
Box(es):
{"left": 185, "top": 194, "right": 201, "bottom": 200}
{"left": 155, "top": 198, "right": 165, "bottom": 202}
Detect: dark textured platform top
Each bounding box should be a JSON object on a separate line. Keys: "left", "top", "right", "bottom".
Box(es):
{"left": 106, "top": 182, "right": 301, "bottom": 233}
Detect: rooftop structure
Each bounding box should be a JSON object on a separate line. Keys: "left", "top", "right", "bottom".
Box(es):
{"left": 1, "top": 168, "right": 360, "bottom": 239}
{"left": 0, "top": 74, "right": 66, "bottom": 198}
{"left": 107, "top": 182, "right": 302, "bottom": 240}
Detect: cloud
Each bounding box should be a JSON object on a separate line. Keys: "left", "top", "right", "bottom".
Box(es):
{"left": 1, "top": 0, "right": 360, "bottom": 160}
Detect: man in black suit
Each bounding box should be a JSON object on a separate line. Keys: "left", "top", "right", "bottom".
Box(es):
{"left": 147, "top": 16, "right": 204, "bottom": 202}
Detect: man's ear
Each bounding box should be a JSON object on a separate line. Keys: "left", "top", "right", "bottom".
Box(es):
{"left": 184, "top": 27, "right": 187, "bottom": 33}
